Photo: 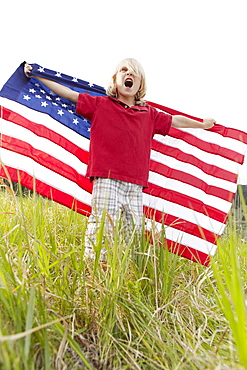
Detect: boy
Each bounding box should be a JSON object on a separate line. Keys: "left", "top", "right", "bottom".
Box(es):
{"left": 24, "top": 59, "right": 215, "bottom": 260}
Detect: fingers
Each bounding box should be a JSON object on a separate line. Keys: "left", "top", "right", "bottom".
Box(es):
{"left": 24, "top": 63, "right": 32, "bottom": 77}
{"left": 202, "top": 117, "right": 216, "bottom": 129}
{"left": 204, "top": 117, "right": 216, "bottom": 124}
{"left": 208, "top": 118, "right": 216, "bottom": 125}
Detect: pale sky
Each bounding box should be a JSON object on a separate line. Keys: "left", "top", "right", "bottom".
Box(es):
{"left": 1, "top": 0, "right": 247, "bottom": 181}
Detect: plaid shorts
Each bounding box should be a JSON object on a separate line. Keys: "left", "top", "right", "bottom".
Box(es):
{"left": 85, "top": 178, "right": 143, "bottom": 251}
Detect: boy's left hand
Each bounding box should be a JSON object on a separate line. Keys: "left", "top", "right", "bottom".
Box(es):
{"left": 203, "top": 117, "right": 216, "bottom": 129}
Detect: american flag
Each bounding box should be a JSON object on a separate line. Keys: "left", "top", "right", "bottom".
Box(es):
{"left": 1, "top": 62, "right": 246, "bottom": 266}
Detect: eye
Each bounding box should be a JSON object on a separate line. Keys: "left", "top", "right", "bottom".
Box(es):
{"left": 120, "top": 67, "right": 128, "bottom": 72}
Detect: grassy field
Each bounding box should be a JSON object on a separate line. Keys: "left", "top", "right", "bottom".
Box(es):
{"left": 0, "top": 183, "right": 246, "bottom": 370}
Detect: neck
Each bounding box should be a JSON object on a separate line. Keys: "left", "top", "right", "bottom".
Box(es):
{"left": 117, "top": 94, "right": 135, "bottom": 107}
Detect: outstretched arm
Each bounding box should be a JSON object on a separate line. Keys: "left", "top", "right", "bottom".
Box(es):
{"left": 172, "top": 115, "right": 215, "bottom": 129}
{"left": 24, "top": 63, "right": 79, "bottom": 103}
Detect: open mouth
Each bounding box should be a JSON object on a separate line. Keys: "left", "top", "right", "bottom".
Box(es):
{"left": 124, "top": 78, "right": 133, "bottom": 88}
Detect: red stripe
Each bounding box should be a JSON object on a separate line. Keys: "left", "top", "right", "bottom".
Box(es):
{"left": 146, "top": 227, "right": 210, "bottom": 266}
{"left": 1, "top": 134, "right": 93, "bottom": 193}
{"left": 2, "top": 106, "right": 89, "bottom": 164}
{"left": 148, "top": 100, "right": 247, "bottom": 145}
{"left": 208, "top": 124, "right": 247, "bottom": 144}
{"left": 165, "top": 239, "right": 210, "bottom": 266}
{"left": 147, "top": 101, "right": 204, "bottom": 121}
{"left": 149, "top": 159, "right": 235, "bottom": 202}
{"left": 144, "top": 183, "right": 228, "bottom": 223}
{"left": 143, "top": 206, "right": 219, "bottom": 243}
{"left": 168, "top": 127, "right": 244, "bottom": 164}
{"left": 148, "top": 101, "right": 246, "bottom": 163}
{"left": 0, "top": 165, "right": 92, "bottom": 216}
{"left": 152, "top": 140, "right": 237, "bottom": 183}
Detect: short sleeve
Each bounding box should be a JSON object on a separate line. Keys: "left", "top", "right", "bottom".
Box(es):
{"left": 76, "top": 93, "right": 102, "bottom": 120}
{"left": 152, "top": 107, "right": 172, "bottom": 136}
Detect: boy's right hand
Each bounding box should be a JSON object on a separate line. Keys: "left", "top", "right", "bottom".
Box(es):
{"left": 22, "top": 63, "right": 79, "bottom": 103}
{"left": 24, "top": 63, "right": 32, "bottom": 77}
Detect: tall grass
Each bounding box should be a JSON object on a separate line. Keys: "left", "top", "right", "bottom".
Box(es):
{"left": 211, "top": 185, "right": 247, "bottom": 369}
{"left": 0, "top": 182, "right": 246, "bottom": 369}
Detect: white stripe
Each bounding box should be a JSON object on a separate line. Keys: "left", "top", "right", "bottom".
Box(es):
{"left": 0, "top": 148, "right": 92, "bottom": 205}
{"left": 1, "top": 119, "right": 87, "bottom": 176}
{"left": 148, "top": 171, "right": 234, "bottom": 214}
{"left": 150, "top": 149, "right": 237, "bottom": 192}
{"left": 179, "top": 127, "right": 247, "bottom": 155}
{"left": 165, "top": 226, "right": 218, "bottom": 256}
{"left": 0, "top": 98, "right": 90, "bottom": 151}
{"left": 154, "top": 128, "right": 246, "bottom": 156}
{"left": 154, "top": 134, "right": 243, "bottom": 174}
{"left": 145, "top": 219, "right": 218, "bottom": 256}
{"left": 143, "top": 192, "right": 227, "bottom": 235}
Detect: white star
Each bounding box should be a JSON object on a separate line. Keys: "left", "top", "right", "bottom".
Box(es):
{"left": 73, "top": 118, "right": 79, "bottom": 125}
{"left": 56, "top": 72, "right": 62, "bottom": 77}
{"left": 38, "top": 67, "right": 45, "bottom": 73}
{"left": 35, "top": 95, "right": 42, "bottom": 99}
{"left": 83, "top": 118, "right": 88, "bottom": 122}
{"left": 72, "top": 77, "right": 78, "bottom": 82}
{"left": 40, "top": 89, "right": 45, "bottom": 94}
{"left": 46, "top": 95, "right": 52, "bottom": 100}
{"left": 57, "top": 109, "right": 64, "bottom": 116}
{"left": 41, "top": 101, "right": 48, "bottom": 107}
{"left": 23, "top": 95, "right": 31, "bottom": 101}
{"left": 88, "top": 82, "right": 94, "bottom": 87}
{"left": 87, "top": 127, "right": 91, "bottom": 132}
{"left": 52, "top": 102, "right": 58, "bottom": 106}
{"left": 56, "top": 97, "right": 61, "bottom": 101}
{"left": 68, "top": 110, "right": 74, "bottom": 114}
{"left": 62, "top": 103, "right": 68, "bottom": 108}
{"left": 29, "top": 88, "right": 36, "bottom": 93}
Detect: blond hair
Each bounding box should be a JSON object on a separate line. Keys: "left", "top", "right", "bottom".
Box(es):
{"left": 106, "top": 58, "right": 147, "bottom": 106}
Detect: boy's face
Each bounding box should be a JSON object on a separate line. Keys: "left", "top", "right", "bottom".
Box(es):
{"left": 115, "top": 66, "right": 141, "bottom": 104}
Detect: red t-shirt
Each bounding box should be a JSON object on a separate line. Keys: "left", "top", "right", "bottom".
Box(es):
{"left": 76, "top": 94, "right": 172, "bottom": 187}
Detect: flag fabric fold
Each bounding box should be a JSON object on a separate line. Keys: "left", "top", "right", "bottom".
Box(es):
{"left": 1, "top": 62, "right": 247, "bottom": 266}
